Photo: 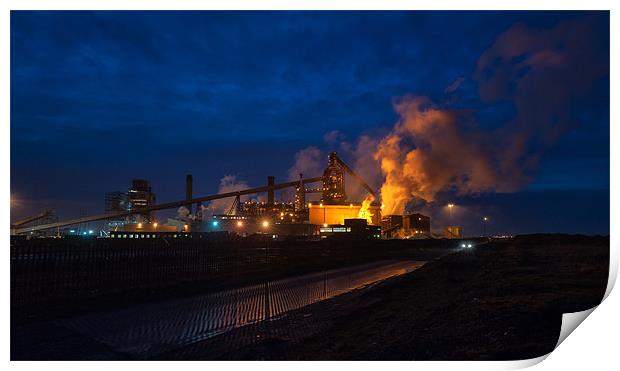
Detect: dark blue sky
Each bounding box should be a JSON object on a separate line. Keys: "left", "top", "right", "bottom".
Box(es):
{"left": 10, "top": 11, "right": 609, "bottom": 235}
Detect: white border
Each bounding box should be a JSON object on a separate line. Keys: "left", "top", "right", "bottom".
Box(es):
{"left": 2, "top": 1, "right": 617, "bottom": 370}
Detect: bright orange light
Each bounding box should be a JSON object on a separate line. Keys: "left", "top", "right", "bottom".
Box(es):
{"left": 262, "top": 221, "right": 269, "bottom": 228}
{"left": 153, "top": 223, "right": 158, "bottom": 228}
{"left": 183, "top": 224, "right": 188, "bottom": 230}
{"left": 137, "top": 223, "right": 143, "bottom": 228}
{"left": 308, "top": 203, "right": 312, "bottom": 208}
{"left": 237, "top": 221, "right": 243, "bottom": 227}
{"left": 357, "top": 195, "right": 375, "bottom": 224}
{"left": 323, "top": 223, "right": 328, "bottom": 227}
{"left": 319, "top": 203, "right": 323, "bottom": 208}
{"left": 448, "top": 203, "right": 454, "bottom": 208}
{"left": 280, "top": 212, "right": 284, "bottom": 217}
{"left": 349, "top": 203, "right": 353, "bottom": 208}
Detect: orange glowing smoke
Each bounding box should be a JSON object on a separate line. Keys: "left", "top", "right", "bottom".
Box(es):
{"left": 357, "top": 195, "right": 375, "bottom": 224}
{"left": 375, "top": 96, "right": 518, "bottom": 216}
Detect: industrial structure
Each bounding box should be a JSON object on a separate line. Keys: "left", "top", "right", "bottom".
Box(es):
{"left": 103, "top": 179, "right": 157, "bottom": 230}
{"left": 12, "top": 152, "right": 438, "bottom": 240}
{"left": 381, "top": 212, "right": 432, "bottom": 239}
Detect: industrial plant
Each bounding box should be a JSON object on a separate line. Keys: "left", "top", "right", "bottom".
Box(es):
{"left": 10, "top": 152, "right": 462, "bottom": 241}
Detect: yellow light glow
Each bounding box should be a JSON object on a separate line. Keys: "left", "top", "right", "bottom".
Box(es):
{"left": 153, "top": 223, "right": 158, "bottom": 228}
{"left": 237, "top": 221, "right": 243, "bottom": 227}
{"left": 183, "top": 224, "right": 188, "bottom": 230}
{"left": 137, "top": 223, "right": 142, "bottom": 228}
{"left": 262, "top": 221, "right": 269, "bottom": 227}
{"left": 448, "top": 203, "right": 454, "bottom": 208}
{"left": 323, "top": 223, "right": 328, "bottom": 227}
{"left": 280, "top": 212, "right": 284, "bottom": 217}
{"left": 308, "top": 203, "right": 312, "bottom": 208}
{"left": 349, "top": 203, "right": 353, "bottom": 208}
{"left": 319, "top": 203, "right": 323, "bottom": 208}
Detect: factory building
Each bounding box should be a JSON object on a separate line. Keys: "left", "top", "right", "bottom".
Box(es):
{"left": 104, "top": 191, "right": 129, "bottom": 230}
{"left": 120, "top": 223, "right": 177, "bottom": 233}
{"left": 381, "top": 215, "right": 403, "bottom": 238}
{"left": 127, "top": 179, "right": 156, "bottom": 223}
{"left": 381, "top": 213, "right": 431, "bottom": 239}
{"left": 104, "top": 179, "right": 156, "bottom": 230}
{"left": 305, "top": 152, "right": 382, "bottom": 227}
{"left": 444, "top": 226, "right": 462, "bottom": 239}
{"left": 404, "top": 213, "right": 431, "bottom": 235}
{"left": 95, "top": 152, "right": 385, "bottom": 240}
{"left": 319, "top": 219, "right": 381, "bottom": 240}
{"left": 309, "top": 202, "right": 381, "bottom": 226}
{"left": 322, "top": 152, "right": 347, "bottom": 203}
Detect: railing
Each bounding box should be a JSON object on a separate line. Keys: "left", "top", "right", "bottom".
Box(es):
{"left": 11, "top": 235, "right": 452, "bottom": 315}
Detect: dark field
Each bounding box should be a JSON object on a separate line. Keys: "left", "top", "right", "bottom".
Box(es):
{"left": 11, "top": 235, "right": 458, "bottom": 325}
{"left": 11, "top": 234, "right": 608, "bottom": 360}
{"left": 160, "top": 234, "right": 609, "bottom": 360}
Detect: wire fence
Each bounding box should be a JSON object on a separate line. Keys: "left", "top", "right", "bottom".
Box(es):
{"left": 11, "top": 234, "right": 452, "bottom": 315}
{"left": 11, "top": 233, "right": 266, "bottom": 308}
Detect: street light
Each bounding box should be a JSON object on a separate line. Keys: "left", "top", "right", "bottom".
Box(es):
{"left": 483, "top": 217, "right": 488, "bottom": 236}
{"left": 447, "top": 203, "right": 454, "bottom": 224}
{"left": 262, "top": 220, "right": 269, "bottom": 228}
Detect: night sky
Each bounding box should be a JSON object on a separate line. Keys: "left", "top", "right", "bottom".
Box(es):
{"left": 10, "top": 11, "right": 609, "bottom": 235}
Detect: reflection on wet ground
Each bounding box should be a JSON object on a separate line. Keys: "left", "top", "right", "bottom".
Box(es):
{"left": 13, "top": 260, "right": 424, "bottom": 359}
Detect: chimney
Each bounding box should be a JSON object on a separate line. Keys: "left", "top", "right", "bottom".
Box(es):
{"left": 186, "top": 174, "right": 193, "bottom": 213}
{"left": 267, "top": 176, "right": 275, "bottom": 205}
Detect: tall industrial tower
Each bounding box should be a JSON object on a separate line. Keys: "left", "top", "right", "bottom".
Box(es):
{"left": 322, "top": 152, "right": 347, "bottom": 204}
{"left": 127, "top": 179, "right": 156, "bottom": 223}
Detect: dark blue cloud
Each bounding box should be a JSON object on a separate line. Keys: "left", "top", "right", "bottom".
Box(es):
{"left": 10, "top": 11, "right": 609, "bottom": 234}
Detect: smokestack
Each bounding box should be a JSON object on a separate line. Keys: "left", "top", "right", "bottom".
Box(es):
{"left": 186, "top": 174, "right": 193, "bottom": 213}
{"left": 267, "top": 176, "right": 275, "bottom": 205}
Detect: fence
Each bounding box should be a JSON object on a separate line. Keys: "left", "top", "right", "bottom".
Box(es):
{"left": 11, "top": 234, "right": 451, "bottom": 315}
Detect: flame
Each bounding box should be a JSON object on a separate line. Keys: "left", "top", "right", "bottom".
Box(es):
{"left": 357, "top": 195, "right": 375, "bottom": 224}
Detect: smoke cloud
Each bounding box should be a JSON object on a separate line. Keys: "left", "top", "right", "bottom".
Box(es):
{"left": 176, "top": 206, "right": 192, "bottom": 221}
{"left": 287, "top": 146, "right": 324, "bottom": 181}
{"left": 204, "top": 175, "right": 250, "bottom": 216}
{"left": 283, "top": 17, "right": 607, "bottom": 218}
{"left": 376, "top": 97, "right": 508, "bottom": 215}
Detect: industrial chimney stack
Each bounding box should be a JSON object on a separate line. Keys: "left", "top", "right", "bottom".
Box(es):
{"left": 267, "top": 176, "right": 275, "bottom": 205}
{"left": 186, "top": 174, "right": 193, "bottom": 213}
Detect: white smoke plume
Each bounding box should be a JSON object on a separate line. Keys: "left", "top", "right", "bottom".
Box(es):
{"left": 287, "top": 146, "right": 324, "bottom": 181}
{"left": 176, "top": 206, "right": 193, "bottom": 221}
{"left": 203, "top": 175, "right": 250, "bottom": 217}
